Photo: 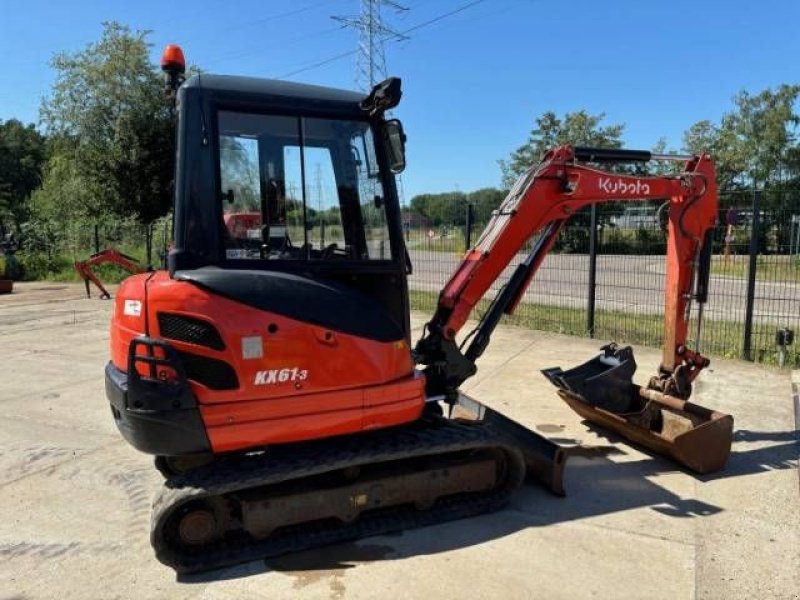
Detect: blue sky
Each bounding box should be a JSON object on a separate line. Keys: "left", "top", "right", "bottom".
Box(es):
{"left": 1, "top": 0, "right": 798, "bottom": 198}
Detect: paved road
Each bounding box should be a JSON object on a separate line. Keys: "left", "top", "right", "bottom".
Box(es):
{"left": 0, "top": 282, "right": 797, "bottom": 599}
{"left": 408, "top": 249, "right": 800, "bottom": 327}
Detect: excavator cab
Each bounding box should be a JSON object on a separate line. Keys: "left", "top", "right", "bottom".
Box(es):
{"left": 168, "top": 74, "right": 411, "bottom": 337}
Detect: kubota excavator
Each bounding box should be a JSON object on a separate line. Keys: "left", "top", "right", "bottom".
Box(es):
{"left": 105, "top": 45, "right": 733, "bottom": 573}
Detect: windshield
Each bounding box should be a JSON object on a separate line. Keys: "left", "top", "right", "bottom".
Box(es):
{"left": 218, "top": 110, "right": 392, "bottom": 261}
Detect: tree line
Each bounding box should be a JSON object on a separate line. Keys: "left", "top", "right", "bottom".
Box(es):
{"left": 411, "top": 89, "right": 800, "bottom": 228}
{"left": 1, "top": 22, "right": 799, "bottom": 279}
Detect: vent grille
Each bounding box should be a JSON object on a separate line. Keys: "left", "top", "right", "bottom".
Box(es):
{"left": 177, "top": 351, "right": 239, "bottom": 390}
{"left": 158, "top": 313, "right": 225, "bottom": 351}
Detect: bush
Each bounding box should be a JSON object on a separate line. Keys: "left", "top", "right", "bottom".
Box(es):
{"left": 554, "top": 226, "right": 589, "bottom": 253}
{"left": 600, "top": 226, "right": 635, "bottom": 254}
{"left": 634, "top": 227, "right": 667, "bottom": 254}
{"left": 16, "top": 252, "right": 72, "bottom": 281}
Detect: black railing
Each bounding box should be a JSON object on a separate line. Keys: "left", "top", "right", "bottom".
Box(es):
{"left": 405, "top": 190, "right": 800, "bottom": 368}
{"left": 12, "top": 191, "right": 800, "bottom": 368}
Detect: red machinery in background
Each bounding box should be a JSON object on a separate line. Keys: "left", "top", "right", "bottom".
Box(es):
{"left": 74, "top": 248, "right": 146, "bottom": 299}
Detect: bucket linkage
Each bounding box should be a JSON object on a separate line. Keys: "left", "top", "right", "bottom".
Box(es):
{"left": 542, "top": 344, "right": 733, "bottom": 474}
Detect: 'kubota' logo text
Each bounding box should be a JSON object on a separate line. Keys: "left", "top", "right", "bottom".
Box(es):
{"left": 254, "top": 368, "right": 309, "bottom": 385}
{"left": 598, "top": 177, "right": 651, "bottom": 196}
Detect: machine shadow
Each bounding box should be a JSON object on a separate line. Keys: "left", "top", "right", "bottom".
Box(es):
{"left": 179, "top": 447, "right": 729, "bottom": 584}
{"left": 583, "top": 422, "right": 798, "bottom": 481}
{"left": 701, "top": 429, "right": 798, "bottom": 481}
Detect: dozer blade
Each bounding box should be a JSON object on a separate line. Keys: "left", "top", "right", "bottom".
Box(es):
{"left": 451, "top": 394, "right": 568, "bottom": 495}
{"left": 542, "top": 345, "right": 733, "bottom": 474}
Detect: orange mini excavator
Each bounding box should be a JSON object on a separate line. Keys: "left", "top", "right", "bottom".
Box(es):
{"left": 105, "top": 46, "right": 733, "bottom": 572}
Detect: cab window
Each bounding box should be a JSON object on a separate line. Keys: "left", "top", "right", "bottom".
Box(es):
{"left": 218, "top": 110, "right": 393, "bottom": 261}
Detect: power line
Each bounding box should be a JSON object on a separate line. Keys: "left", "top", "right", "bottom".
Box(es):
{"left": 277, "top": 48, "right": 359, "bottom": 80}
{"left": 250, "top": 1, "right": 334, "bottom": 26}
{"left": 217, "top": 0, "right": 338, "bottom": 33}
{"left": 191, "top": 0, "right": 346, "bottom": 66}
{"left": 204, "top": 26, "right": 346, "bottom": 68}
{"left": 275, "top": 0, "right": 487, "bottom": 80}
{"left": 395, "top": 0, "right": 485, "bottom": 37}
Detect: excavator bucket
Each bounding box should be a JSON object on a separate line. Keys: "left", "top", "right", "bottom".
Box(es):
{"left": 542, "top": 345, "right": 733, "bottom": 474}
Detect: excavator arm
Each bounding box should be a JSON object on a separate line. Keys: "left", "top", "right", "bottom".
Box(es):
{"left": 75, "top": 248, "right": 146, "bottom": 299}
{"left": 415, "top": 145, "right": 718, "bottom": 399}
{"left": 416, "top": 144, "right": 733, "bottom": 474}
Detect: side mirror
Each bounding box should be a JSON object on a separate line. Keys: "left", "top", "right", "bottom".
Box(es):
{"left": 383, "top": 119, "right": 406, "bottom": 174}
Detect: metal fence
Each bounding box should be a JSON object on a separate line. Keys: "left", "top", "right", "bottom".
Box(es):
{"left": 10, "top": 190, "right": 799, "bottom": 367}
{"left": 9, "top": 216, "right": 173, "bottom": 282}
{"left": 405, "top": 189, "right": 800, "bottom": 368}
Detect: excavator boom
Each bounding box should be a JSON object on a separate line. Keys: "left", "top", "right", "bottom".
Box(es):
{"left": 417, "top": 145, "right": 717, "bottom": 395}
{"left": 415, "top": 145, "right": 732, "bottom": 473}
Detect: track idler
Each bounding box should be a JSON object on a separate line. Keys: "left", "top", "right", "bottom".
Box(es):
{"left": 542, "top": 344, "right": 733, "bottom": 474}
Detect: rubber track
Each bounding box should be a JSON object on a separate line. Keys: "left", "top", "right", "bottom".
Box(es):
{"left": 151, "top": 418, "right": 526, "bottom": 573}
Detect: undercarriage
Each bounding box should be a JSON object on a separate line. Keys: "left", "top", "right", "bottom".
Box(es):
{"left": 150, "top": 397, "right": 565, "bottom": 573}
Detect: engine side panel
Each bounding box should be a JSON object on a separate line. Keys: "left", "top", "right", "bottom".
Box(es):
{"left": 110, "top": 271, "right": 425, "bottom": 453}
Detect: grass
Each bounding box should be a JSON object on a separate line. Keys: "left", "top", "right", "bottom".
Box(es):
{"left": 710, "top": 254, "right": 800, "bottom": 282}
{"left": 408, "top": 234, "right": 467, "bottom": 255}
{"left": 408, "top": 289, "right": 798, "bottom": 368}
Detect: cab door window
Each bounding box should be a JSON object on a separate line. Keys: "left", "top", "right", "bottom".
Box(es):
{"left": 217, "top": 110, "right": 393, "bottom": 261}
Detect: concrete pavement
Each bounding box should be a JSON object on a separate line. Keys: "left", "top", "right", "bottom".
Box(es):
{"left": 0, "top": 282, "right": 797, "bottom": 600}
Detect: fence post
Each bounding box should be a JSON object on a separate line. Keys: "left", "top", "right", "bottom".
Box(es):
{"left": 742, "top": 189, "right": 761, "bottom": 361}
{"left": 94, "top": 224, "right": 100, "bottom": 254}
{"left": 464, "top": 201, "right": 474, "bottom": 250}
{"left": 587, "top": 204, "right": 598, "bottom": 337}
{"left": 146, "top": 222, "right": 153, "bottom": 268}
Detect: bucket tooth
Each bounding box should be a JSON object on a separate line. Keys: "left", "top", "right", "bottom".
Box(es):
{"left": 543, "top": 345, "right": 733, "bottom": 474}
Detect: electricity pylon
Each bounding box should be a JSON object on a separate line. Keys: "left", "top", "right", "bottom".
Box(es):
{"left": 333, "top": 0, "right": 408, "bottom": 91}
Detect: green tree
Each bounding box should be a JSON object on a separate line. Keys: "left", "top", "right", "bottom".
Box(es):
{"left": 683, "top": 85, "right": 800, "bottom": 191}
{"left": 682, "top": 120, "right": 718, "bottom": 155}
{"left": 499, "top": 110, "right": 625, "bottom": 187}
{"left": 39, "top": 22, "right": 175, "bottom": 231}
{"left": 732, "top": 85, "right": 800, "bottom": 187}
{"left": 647, "top": 137, "right": 683, "bottom": 176}
{"left": 0, "top": 119, "right": 46, "bottom": 233}
{"left": 410, "top": 192, "right": 468, "bottom": 227}
{"left": 466, "top": 187, "right": 506, "bottom": 224}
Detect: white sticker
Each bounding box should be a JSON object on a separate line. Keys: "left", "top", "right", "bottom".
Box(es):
{"left": 123, "top": 299, "right": 142, "bottom": 317}
{"left": 226, "top": 249, "right": 248, "bottom": 259}
{"left": 246, "top": 229, "right": 261, "bottom": 239}
{"left": 242, "top": 336, "right": 263, "bottom": 360}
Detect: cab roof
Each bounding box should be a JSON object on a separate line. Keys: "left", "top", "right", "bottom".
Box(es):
{"left": 183, "top": 74, "right": 365, "bottom": 107}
